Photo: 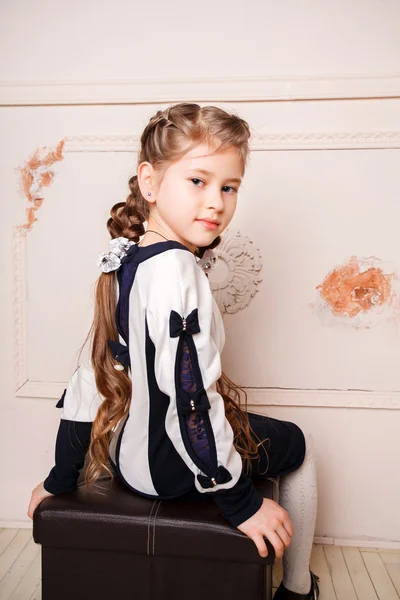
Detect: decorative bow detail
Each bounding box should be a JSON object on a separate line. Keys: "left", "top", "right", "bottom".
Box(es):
{"left": 197, "top": 465, "right": 233, "bottom": 489}
{"left": 176, "top": 387, "right": 211, "bottom": 415}
{"left": 107, "top": 339, "right": 131, "bottom": 368}
{"left": 55, "top": 388, "right": 67, "bottom": 408}
{"left": 169, "top": 308, "right": 200, "bottom": 338}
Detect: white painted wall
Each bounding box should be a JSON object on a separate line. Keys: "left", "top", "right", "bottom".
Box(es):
{"left": 1, "top": 0, "right": 399, "bottom": 548}
{"left": 1, "top": 0, "right": 400, "bottom": 80}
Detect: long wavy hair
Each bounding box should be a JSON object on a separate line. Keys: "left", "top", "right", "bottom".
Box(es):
{"left": 79, "top": 102, "right": 269, "bottom": 490}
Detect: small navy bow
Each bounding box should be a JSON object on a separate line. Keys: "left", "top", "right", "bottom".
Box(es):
{"left": 107, "top": 339, "right": 131, "bottom": 368}
{"left": 169, "top": 308, "right": 200, "bottom": 338}
{"left": 176, "top": 387, "right": 211, "bottom": 415}
{"left": 197, "top": 465, "right": 233, "bottom": 489}
{"left": 55, "top": 388, "right": 67, "bottom": 408}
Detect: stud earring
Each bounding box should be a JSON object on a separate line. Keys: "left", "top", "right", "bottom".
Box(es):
{"left": 148, "top": 192, "right": 151, "bottom": 196}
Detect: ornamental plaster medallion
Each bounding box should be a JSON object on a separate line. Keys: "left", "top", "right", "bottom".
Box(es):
{"left": 197, "top": 229, "right": 263, "bottom": 315}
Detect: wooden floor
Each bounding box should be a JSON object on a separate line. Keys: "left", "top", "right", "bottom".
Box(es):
{"left": 272, "top": 544, "right": 400, "bottom": 599}
{"left": 0, "top": 528, "right": 399, "bottom": 599}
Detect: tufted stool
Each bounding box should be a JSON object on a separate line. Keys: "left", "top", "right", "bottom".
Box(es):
{"left": 33, "top": 469, "right": 280, "bottom": 600}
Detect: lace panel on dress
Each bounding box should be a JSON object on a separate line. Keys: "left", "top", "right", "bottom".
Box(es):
{"left": 180, "top": 338, "right": 213, "bottom": 471}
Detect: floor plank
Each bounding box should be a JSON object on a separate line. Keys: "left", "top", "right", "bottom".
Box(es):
{"left": 28, "top": 582, "right": 41, "bottom": 600}
{"left": 381, "top": 552, "right": 400, "bottom": 565}
{"left": 0, "top": 530, "right": 19, "bottom": 557}
{"left": 386, "top": 564, "right": 400, "bottom": 596}
{"left": 342, "top": 546, "right": 379, "bottom": 599}
{"left": 9, "top": 551, "right": 41, "bottom": 600}
{"left": 1, "top": 537, "right": 40, "bottom": 600}
{"left": 324, "top": 545, "right": 358, "bottom": 600}
{"left": 362, "top": 552, "right": 400, "bottom": 600}
{"left": 310, "top": 544, "right": 337, "bottom": 600}
{"left": 0, "top": 530, "right": 32, "bottom": 584}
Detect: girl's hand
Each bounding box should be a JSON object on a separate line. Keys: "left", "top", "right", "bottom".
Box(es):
{"left": 237, "top": 497, "right": 293, "bottom": 559}
{"left": 27, "top": 481, "right": 54, "bottom": 520}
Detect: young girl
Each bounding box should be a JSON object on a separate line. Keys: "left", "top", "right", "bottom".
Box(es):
{"left": 28, "top": 102, "right": 319, "bottom": 599}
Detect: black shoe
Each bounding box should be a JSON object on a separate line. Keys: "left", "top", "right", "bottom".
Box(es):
{"left": 273, "top": 570, "right": 320, "bottom": 600}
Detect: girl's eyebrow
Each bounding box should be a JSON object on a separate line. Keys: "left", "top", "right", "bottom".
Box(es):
{"left": 187, "top": 168, "right": 242, "bottom": 184}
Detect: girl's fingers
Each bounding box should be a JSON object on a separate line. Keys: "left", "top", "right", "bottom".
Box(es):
{"left": 263, "top": 529, "right": 285, "bottom": 559}
{"left": 275, "top": 523, "right": 292, "bottom": 549}
{"left": 251, "top": 533, "right": 269, "bottom": 558}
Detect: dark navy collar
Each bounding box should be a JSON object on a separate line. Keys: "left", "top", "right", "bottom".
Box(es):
{"left": 121, "top": 240, "right": 193, "bottom": 266}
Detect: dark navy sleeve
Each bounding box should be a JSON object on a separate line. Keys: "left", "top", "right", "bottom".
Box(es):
{"left": 208, "top": 474, "right": 264, "bottom": 527}
{"left": 180, "top": 336, "right": 263, "bottom": 527}
{"left": 43, "top": 391, "right": 93, "bottom": 494}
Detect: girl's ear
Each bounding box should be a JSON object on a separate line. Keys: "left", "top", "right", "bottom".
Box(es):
{"left": 137, "top": 161, "right": 157, "bottom": 201}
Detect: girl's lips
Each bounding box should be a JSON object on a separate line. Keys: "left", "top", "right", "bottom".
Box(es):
{"left": 197, "top": 219, "right": 218, "bottom": 230}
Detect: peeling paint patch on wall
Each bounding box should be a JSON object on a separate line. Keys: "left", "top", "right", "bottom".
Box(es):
{"left": 16, "top": 139, "right": 65, "bottom": 232}
{"left": 311, "top": 255, "right": 400, "bottom": 329}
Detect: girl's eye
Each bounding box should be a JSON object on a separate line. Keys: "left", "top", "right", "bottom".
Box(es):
{"left": 190, "top": 178, "right": 237, "bottom": 193}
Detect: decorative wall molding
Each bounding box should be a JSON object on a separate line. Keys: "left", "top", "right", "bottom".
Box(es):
{"left": 14, "top": 132, "right": 400, "bottom": 404}
{"left": 64, "top": 131, "right": 400, "bottom": 153}
{"left": 13, "top": 227, "right": 28, "bottom": 393}
{"left": 245, "top": 388, "right": 400, "bottom": 410}
{"left": 15, "top": 368, "right": 400, "bottom": 409}
{"left": 15, "top": 379, "right": 66, "bottom": 400}
{"left": 1, "top": 73, "right": 400, "bottom": 106}
{"left": 250, "top": 131, "right": 400, "bottom": 150}
{"left": 13, "top": 227, "right": 66, "bottom": 398}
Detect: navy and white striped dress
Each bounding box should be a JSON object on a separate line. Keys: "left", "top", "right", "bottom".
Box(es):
{"left": 44, "top": 240, "right": 264, "bottom": 527}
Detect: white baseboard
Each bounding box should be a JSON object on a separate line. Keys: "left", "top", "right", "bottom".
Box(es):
{"left": 313, "top": 536, "right": 400, "bottom": 551}
{"left": 0, "top": 521, "right": 33, "bottom": 529}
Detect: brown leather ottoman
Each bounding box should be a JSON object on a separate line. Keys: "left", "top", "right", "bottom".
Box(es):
{"left": 33, "top": 474, "right": 279, "bottom": 600}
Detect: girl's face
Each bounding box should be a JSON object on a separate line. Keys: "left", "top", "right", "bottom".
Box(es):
{"left": 139, "top": 142, "right": 243, "bottom": 253}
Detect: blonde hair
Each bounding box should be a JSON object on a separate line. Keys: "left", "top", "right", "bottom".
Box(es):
{"left": 80, "top": 102, "right": 269, "bottom": 490}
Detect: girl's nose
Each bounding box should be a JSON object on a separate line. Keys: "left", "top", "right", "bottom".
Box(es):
{"left": 207, "top": 192, "right": 224, "bottom": 211}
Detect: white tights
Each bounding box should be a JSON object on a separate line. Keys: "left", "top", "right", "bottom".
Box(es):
{"left": 277, "top": 431, "right": 318, "bottom": 595}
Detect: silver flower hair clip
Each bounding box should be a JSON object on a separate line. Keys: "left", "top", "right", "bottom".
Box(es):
{"left": 96, "top": 237, "right": 135, "bottom": 273}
